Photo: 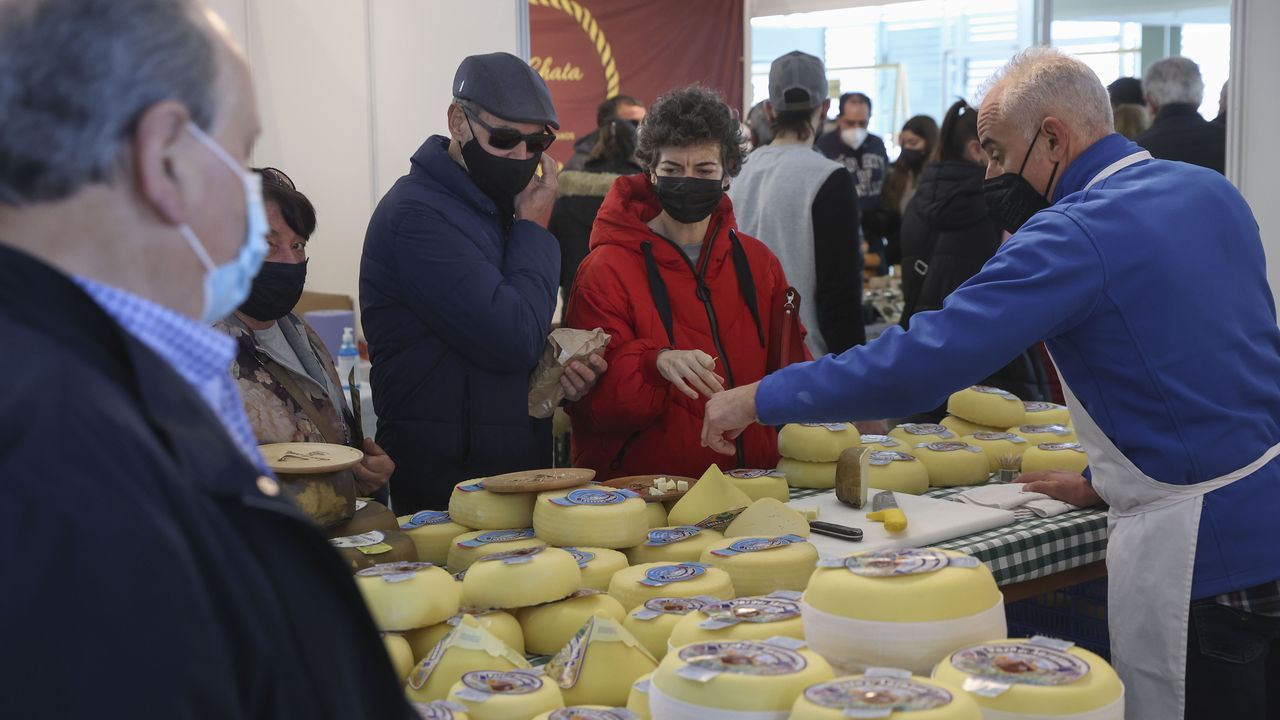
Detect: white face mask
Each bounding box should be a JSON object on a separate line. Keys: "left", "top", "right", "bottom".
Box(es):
{"left": 841, "top": 126, "right": 869, "bottom": 150}
{"left": 179, "top": 122, "right": 269, "bottom": 324}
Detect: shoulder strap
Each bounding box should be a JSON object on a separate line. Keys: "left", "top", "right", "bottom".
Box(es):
{"left": 258, "top": 359, "right": 351, "bottom": 447}
{"left": 728, "top": 229, "right": 765, "bottom": 348}
{"left": 641, "top": 241, "right": 676, "bottom": 346}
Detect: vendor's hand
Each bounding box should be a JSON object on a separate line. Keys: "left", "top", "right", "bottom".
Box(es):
{"left": 702, "top": 382, "right": 761, "bottom": 455}
{"left": 514, "top": 154, "right": 558, "bottom": 227}
{"left": 657, "top": 349, "right": 725, "bottom": 400}
{"left": 352, "top": 437, "right": 394, "bottom": 496}
{"left": 1017, "top": 470, "right": 1103, "bottom": 508}
{"left": 854, "top": 419, "right": 890, "bottom": 435}
{"left": 561, "top": 353, "right": 608, "bottom": 402}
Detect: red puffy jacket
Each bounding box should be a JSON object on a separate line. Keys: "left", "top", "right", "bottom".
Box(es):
{"left": 565, "top": 174, "right": 809, "bottom": 480}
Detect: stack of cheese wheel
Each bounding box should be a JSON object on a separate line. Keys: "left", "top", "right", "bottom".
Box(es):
{"left": 860, "top": 434, "right": 908, "bottom": 452}
{"left": 448, "top": 529, "right": 543, "bottom": 573}
{"left": 608, "top": 562, "right": 735, "bottom": 612}
{"left": 329, "top": 529, "right": 419, "bottom": 572}
{"left": 627, "top": 675, "right": 653, "bottom": 719}
{"left": 1023, "top": 401, "right": 1072, "bottom": 426}
{"left": 865, "top": 451, "right": 930, "bottom": 494}
{"left": 666, "top": 466, "right": 753, "bottom": 527}
{"left": 667, "top": 594, "right": 806, "bottom": 648}
{"left": 698, "top": 534, "right": 818, "bottom": 596}
{"left": 534, "top": 487, "right": 649, "bottom": 549}
{"left": 399, "top": 510, "right": 469, "bottom": 566}
{"left": 405, "top": 609, "right": 525, "bottom": 659}
{"left": 948, "top": 386, "right": 1026, "bottom": 430}
{"left": 1022, "top": 442, "right": 1090, "bottom": 474}
{"left": 912, "top": 441, "right": 992, "bottom": 487}
{"left": 623, "top": 596, "right": 712, "bottom": 660}
{"left": 724, "top": 498, "right": 812, "bottom": 538}
{"left": 532, "top": 708, "right": 635, "bottom": 720}
{"left": 448, "top": 480, "right": 536, "bottom": 530}
{"left": 412, "top": 700, "right": 471, "bottom": 719}
{"left": 327, "top": 498, "right": 399, "bottom": 537}
{"left": 801, "top": 548, "right": 1006, "bottom": 675}
{"left": 626, "top": 526, "right": 724, "bottom": 565}
{"left": 462, "top": 545, "right": 581, "bottom": 610}
{"left": 355, "top": 562, "right": 461, "bottom": 632}
{"left": 649, "top": 639, "right": 835, "bottom": 720}
{"left": 383, "top": 632, "right": 416, "bottom": 682}
{"left": 777, "top": 423, "right": 862, "bottom": 489}
{"left": 544, "top": 615, "right": 659, "bottom": 706}
{"left": 1008, "top": 424, "right": 1077, "bottom": 446}
{"left": 964, "top": 432, "right": 1031, "bottom": 472}
{"left": 941, "top": 415, "right": 1004, "bottom": 437}
{"left": 724, "top": 469, "right": 790, "bottom": 502}
{"left": 404, "top": 614, "right": 531, "bottom": 703}
{"left": 933, "top": 638, "right": 1125, "bottom": 719}
{"left": 889, "top": 423, "right": 958, "bottom": 447}
{"left": 446, "top": 670, "right": 564, "bottom": 720}
{"left": 790, "top": 669, "right": 982, "bottom": 719}
{"left": 564, "top": 547, "right": 631, "bottom": 592}
{"left": 515, "top": 589, "right": 627, "bottom": 655}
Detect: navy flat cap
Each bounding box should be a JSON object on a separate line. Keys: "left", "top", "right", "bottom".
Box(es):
{"left": 453, "top": 52, "right": 559, "bottom": 130}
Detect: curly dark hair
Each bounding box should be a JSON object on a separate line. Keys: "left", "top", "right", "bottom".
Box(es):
{"left": 635, "top": 86, "right": 745, "bottom": 177}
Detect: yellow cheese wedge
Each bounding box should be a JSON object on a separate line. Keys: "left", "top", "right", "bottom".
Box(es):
{"left": 667, "top": 595, "right": 807, "bottom": 648}
{"left": 777, "top": 457, "right": 837, "bottom": 489}
{"left": 791, "top": 672, "right": 982, "bottom": 719}
{"left": 947, "top": 386, "right": 1025, "bottom": 429}
{"left": 1022, "top": 401, "right": 1072, "bottom": 426}
{"left": 725, "top": 469, "right": 790, "bottom": 502}
{"left": 531, "top": 708, "right": 633, "bottom": 720}
{"left": 404, "top": 614, "right": 532, "bottom": 704}
{"left": 412, "top": 700, "right": 471, "bottom": 719}
{"left": 1007, "top": 424, "right": 1078, "bottom": 447}
{"left": 625, "top": 526, "right": 724, "bottom": 565}
{"left": 651, "top": 640, "right": 835, "bottom": 715}
{"left": 608, "top": 562, "right": 735, "bottom": 612}
{"left": 383, "top": 632, "right": 415, "bottom": 683}
{"left": 399, "top": 510, "right": 470, "bottom": 566}
{"left": 666, "top": 466, "right": 753, "bottom": 527}
{"left": 447, "top": 529, "right": 543, "bottom": 574}
{"left": 699, "top": 535, "right": 819, "bottom": 597}
{"left": 866, "top": 451, "right": 931, "bottom": 494}
{"left": 859, "top": 434, "right": 909, "bottom": 452}
{"left": 462, "top": 545, "right": 582, "bottom": 610}
{"left": 626, "top": 675, "right": 653, "bottom": 720}
{"left": 723, "top": 497, "right": 812, "bottom": 539}
{"left": 545, "top": 615, "right": 659, "bottom": 706}
{"left": 643, "top": 501, "right": 669, "bottom": 529}
{"left": 515, "top": 590, "right": 628, "bottom": 655}
{"left": 448, "top": 480, "right": 536, "bottom": 530}
{"left": 888, "top": 423, "right": 958, "bottom": 446}
{"left": 534, "top": 487, "right": 649, "bottom": 549}
{"left": 1021, "top": 442, "right": 1090, "bottom": 474}
{"left": 623, "top": 596, "right": 714, "bottom": 661}
{"left": 933, "top": 639, "right": 1125, "bottom": 718}
{"left": 355, "top": 561, "right": 462, "bottom": 631}
{"left": 405, "top": 609, "right": 525, "bottom": 659}
{"left": 331, "top": 529, "right": 419, "bottom": 572}
{"left": 962, "top": 432, "right": 1032, "bottom": 472}
{"left": 563, "top": 546, "right": 630, "bottom": 592}
{"left": 446, "top": 670, "right": 565, "bottom": 720}
{"left": 912, "top": 441, "right": 991, "bottom": 487}
{"left": 941, "top": 415, "right": 1005, "bottom": 438}
{"left": 778, "top": 422, "right": 862, "bottom": 462}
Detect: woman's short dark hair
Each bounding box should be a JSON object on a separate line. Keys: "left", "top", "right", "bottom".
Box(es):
{"left": 254, "top": 167, "right": 317, "bottom": 239}
{"left": 635, "top": 86, "right": 745, "bottom": 177}
{"left": 937, "top": 99, "right": 979, "bottom": 163}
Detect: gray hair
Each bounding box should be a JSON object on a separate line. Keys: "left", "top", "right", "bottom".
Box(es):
{"left": 979, "top": 47, "right": 1114, "bottom": 143}
{"left": 0, "top": 0, "right": 218, "bottom": 206}
{"left": 1144, "top": 56, "right": 1205, "bottom": 107}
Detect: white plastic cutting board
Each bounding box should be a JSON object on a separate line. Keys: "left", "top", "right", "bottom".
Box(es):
{"left": 788, "top": 490, "right": 1017, "bottom": 558}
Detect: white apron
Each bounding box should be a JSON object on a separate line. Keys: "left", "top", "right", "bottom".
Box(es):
{"left": 1054, "top": 147, "right": 1280, "bottom": 720}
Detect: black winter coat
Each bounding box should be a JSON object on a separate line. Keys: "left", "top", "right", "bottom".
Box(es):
{"left": 1135, "top": 103, "right": 1226, "bottom": 174}
{"left": 548, "top": 158, "right": 643, "bottom": 305}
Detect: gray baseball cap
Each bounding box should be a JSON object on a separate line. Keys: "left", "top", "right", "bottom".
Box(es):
{"left": 453, "top": 52, "right": 560, "bottom": 130}
{"left": 769, "top": 50, "right": 827, "bottom": 112}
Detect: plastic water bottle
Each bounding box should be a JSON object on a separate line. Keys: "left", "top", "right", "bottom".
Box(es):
{"left": 337, "top": 327, "right": 360, "bottom": 393}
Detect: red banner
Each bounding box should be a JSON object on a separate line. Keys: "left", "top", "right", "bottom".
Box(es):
{"left": 529, "top": 0, "right": 745, "bottom": 167}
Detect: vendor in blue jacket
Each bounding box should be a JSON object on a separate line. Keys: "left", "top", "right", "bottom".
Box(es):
{"left": 360, "top": 53, "right": 607, "bottom": 513}
{"left": 704, "top": 48, "right": 1280, "bottom": 720}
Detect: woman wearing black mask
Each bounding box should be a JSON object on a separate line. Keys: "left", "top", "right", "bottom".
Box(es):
{"left": 880, "top": 114, "right": 938, "bottom": 267}
{"left": 214, "top": 168, "right": 394, "bottom": 499}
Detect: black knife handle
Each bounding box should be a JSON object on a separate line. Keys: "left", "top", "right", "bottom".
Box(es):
{"left": 808, "top": 521, "right": 863, "bottom": 542}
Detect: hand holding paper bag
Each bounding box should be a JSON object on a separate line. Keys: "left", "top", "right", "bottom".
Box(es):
{"left": 528, "top": 327, "right": 611, "bottom": 418}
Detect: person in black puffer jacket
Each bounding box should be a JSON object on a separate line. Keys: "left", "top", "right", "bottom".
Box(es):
{"left": 898, "top": 99, "right": 1051, "bottom": 420}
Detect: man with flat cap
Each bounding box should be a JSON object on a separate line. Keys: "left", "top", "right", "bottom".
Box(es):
{"left": 361, "top": 52, "right": 607, "bottom": 512}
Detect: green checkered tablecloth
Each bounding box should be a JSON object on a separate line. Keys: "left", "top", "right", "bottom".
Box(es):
{"left": 787, "top": 483, "right": 1108, "bottom": 586}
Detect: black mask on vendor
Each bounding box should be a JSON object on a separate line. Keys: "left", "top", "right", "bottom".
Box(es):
{"left": 462, "top": 112, "right": 544, "bottom": 216}
{"left": 653, "top": 175, "right": 725, "bottom": 224}
{"left": 983, "top": 128, "right": 1059, "bottom": 234}
{"left": 240, "top": 260, "right": 308, "bottom": 322}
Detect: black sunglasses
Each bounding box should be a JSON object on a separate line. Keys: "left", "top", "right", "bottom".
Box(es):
{"left": 464, "top": 107, "right": 556, "bottom": 153}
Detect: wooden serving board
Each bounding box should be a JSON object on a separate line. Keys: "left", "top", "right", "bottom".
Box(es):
{"left": 601, "top": 475, "right": 698, "bottom": 503}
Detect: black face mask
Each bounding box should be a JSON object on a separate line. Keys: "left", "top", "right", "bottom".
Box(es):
{"left": 461, "top": 137, "right": 541, "bottom": 215}
{"left": 240, "top": 260, "right": 308, "bottom": 322}
{"left": 653, "top": 175, "right": 724, "bottom": 224}
{"left": 982, "top": 129, "right": 1060, "bottom": 234}
{"left": 899, "top": 147, "right": 926, "bottom": 171}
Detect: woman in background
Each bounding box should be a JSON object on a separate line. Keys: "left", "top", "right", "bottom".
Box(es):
{"left": 880, "top": 114, "right": 938, "bottom": 267}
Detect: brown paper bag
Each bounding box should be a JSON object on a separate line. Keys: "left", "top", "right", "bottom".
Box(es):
{"left": 528, "top": 327, "right": 612, "bottom": 418}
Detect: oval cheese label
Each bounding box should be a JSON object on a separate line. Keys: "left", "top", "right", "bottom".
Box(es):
{"left": 644, "top": 526, "right": 702, "bottom": 546}
{"left": 402, "top": 510, "right": 454, "bottom": 529}
{"left": 679, "top": 641, "right": 807, "bottom": 676}
{"left": 563, "top": 547, "right": 596, "bottom": 567}
{"left": 457, "top": 481, "right": 485, "bottom": 493}
{"left": 1038, "top": 442, "right": 1086, "bottom": 453}
{"left": 475, "top": 545, "right": 544, "bottom": 565}
{"left": 1024, "top": 401, "right": 1066, "bottom": 413}
{"left": 921, "top": 441, "right": 984, "bottom": 453}
{"left": 550, "top": 487, "right": 639, "bottom": 506}
{"left": 804, "top": 677, "right": 953, "bottom": 711}
{"left": 727, "top": 469, "right": 786, "bottom": 479}
{"left": 972, "top": 385, "right": 1018, "bottom": 400}
{"left": 972, "top": 432, "right": 1025, "bottom": 443}
{"left": 700, "top": 597, "right": 801, "bottom": 625}
{"left": 897, "top": 423, "right": 952, "bottom": 436}
{"left": 330, "top": 530, "right": 385, "bottom": 548}
{"left": 642, "top": 596, "right": 707, "bottom": 616}
{"left": 861, "top": 434, "right": 901, "bottom": 447}
{"left": 639, "top": 562, "right": 708, "bottom": 587}
{"left": 460, "top": 670, "right": 544, "bottom": 695}
{"left": 841, "top": 548, "right": 952, "bottom": 577}
{"left": 413, "top": 701, "right": 467, "bottom": 720}
{"left": 548, "top": 708, "right": 636, "bottom": 720}
{"left": 1017, "top": 424, "right": 1072, "bottom": 435}
{"left": 799, "top": 422, "right": 852, "bottom": 432}
{"left": 869, "top": 450, "right": 916, "bottom": 466}
{"left": 951, "top": 643, "right": 1090, "bottom": 686}
{"left": 355, "top": 561, "right": 432, "bottom": 583}
{"left": 457, "top": 528, "right": 536, "bottom": 548}
{"left": 709, "top": 534, "right": 806, "bottom": 557}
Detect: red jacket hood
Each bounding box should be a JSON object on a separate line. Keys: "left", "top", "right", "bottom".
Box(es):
{"left": 590, "top": 174, "right": 741, "bottom": 269}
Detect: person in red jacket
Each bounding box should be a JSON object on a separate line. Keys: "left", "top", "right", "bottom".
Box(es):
{"left": 565, "top": 86, "right": 809, "bottom": 479}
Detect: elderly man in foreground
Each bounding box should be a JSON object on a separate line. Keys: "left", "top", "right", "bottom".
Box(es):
{"left": 704, "top": 48, "right": 1280, "bottom": 720}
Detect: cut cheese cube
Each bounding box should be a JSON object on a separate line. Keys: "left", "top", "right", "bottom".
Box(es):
{"left": 962, "top": 432, "right": 1031, "bottom": 472}
{"left": 446, "top": 670, "right": 564, "bottom": 720}
{"left": 1023, "top": 401, "right": 1072, "bottom": 426}
{"left": 725, "top": 469, "right": 790, "bottom": 502}
{"left": 405, "top": 609, "right": 525, "bottom": 659}
{"left": 404, "top": 614, "right": 531, "bottom": 704}
{"left": 777, "top": 457, "right": 837, "bottom": 489}
{"left": 790, "top": 673, "right": 982, "bottom": 719}
{"left": 866, "top": 451, "right": 930, "bottom": 495}
{"left": 650, "top": 640, "right": 835, "bottom": 716}
{"left": 888, "top": 423, "right": 957, "bottom": 446}
{"left": 699, "top": 535, "right": 819, "bottom": 597}
{"left": 676, "top": 480, "right": 689, "bottom": 492}
{"left": 912, "top": 442, "right": 991, "bottom": 488}
{"left": 666, "top": 465, "right": 753, "bottom": 527}
{"left": 447, "top": 529, "right": 542, "bottom": 574}
{"left": 626, "top": 675, "right": 653, "bottom": 720}
{"left": 724, "top": 498, "right": 811, "bottom": 539}
{"left": 778, "top": 422, "right": 862, "bottom": 462}
{"left": 399, "top": 510, "right": 470, "bottom": 566}
{"left": 564, "top": 546, "right": 631, "bottom": 592}
{"left": 623, "top": 596, "right": 712, "bottom": 661}
{"left": 667, "top": 595, "right": 806, "bottom": 649}
{"left": 383, "top": 632, "right": 415, "bottom": 682}
{"left": 625, "top": 526, "right": 724, "bottom": 565}
{"left": 1007, "top": 424, "right": 1078, "bottom": 446}
{"left": 462, "top": 545, "right": 582, "bottom": 610}
{"left": 947, "top": 386, "right": 1026, "bottom": 429}
{"left": 608, "top": 562, "right": 735, "bottom": 612}
{"left": 533, "top": 487, "right": 649, "bottom": 549}
{"left": 355, "top": 561, "right": 462, "bottom": 631}
{"left": 448, "top": 480, "right": 536, "bottom": 530}
{"left": 545, "top": 615, "right": 659, "bottom": 707}
{"left": 941, "top": 414, "right": 1005, "bottom": 438}
{"left": 1021, "top": 442, "right": 1090, "bottom": 474}
{"left": 515, "top": 590, "right": 628, "bottom": 655}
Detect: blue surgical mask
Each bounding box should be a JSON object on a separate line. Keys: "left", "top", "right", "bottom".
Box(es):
{"left": 179, "top": 122, "right": 269, "bottom": 324}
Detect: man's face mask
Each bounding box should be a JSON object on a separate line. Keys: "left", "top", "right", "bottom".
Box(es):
{"left": 841, "top": 126, "right": 868, "bottom": 150}
{"left": 461, "top": 107, "right": 554, "bottom": 213}
{"left": 982, "top": 127, "right": 1060, "bottom": 234}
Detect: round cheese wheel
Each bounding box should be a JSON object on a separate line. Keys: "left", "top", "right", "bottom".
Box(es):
{"left": 448, "top": 480, "right": 536, "bottom": 530}
{"left": 608, "top": 562, "right": 735, "bottom": 612}
{"left": 963, "top": 432, "right": 1032, "bottom": 472}
{"left": 947, "top": 386, "right": 1025, "bottom": 429}
{"left": 534, "top": 487, "right": 649, "bottom": 549}
{"left": 532, "top": 708, "right": 632, "bottom": 720}
{"left": 626, "top": 675, "right": 653, "bottom": 720}
{"left": 725, "top": 469, "right": 790, "bottom": 502}
{"left": 515, "top": 590, "right": 628, "bottom": 655}
{"left": 325, "top": 498, "right": 399, "bottom": 537}
{"left": 776, "top": 457, "right": 837, "bottom": 489}
{"left": 331, "top": 529, "right": 419, "bottom": 572}
{"left": 447, "top": 529, "right": 543, "bottom": 574}
{"left": 650, "top": 640, "right": 835, "bottom": 717}
{"left": 412, "top": 700, "right": 471, "bottom": 719}
{"left": 940, "top": 415, "right": 1005, "bottom": 438}
{"left": 790, "top": 673, "right": 982, "bottom": 719}
{"left": 544, "top": 615, "right": 659, "bottom": 707}
{"left": 1007, "top": 424, "right": 1078, "bottom": 447}
{"left": 383, "top": 632, "right": 416, "bottom": 682}
{"left": 355, "top": 562, "right": 462, "bottom": 631}
{"left": 933, "top": 639, "right": 1125, "bottom": 718}
{"left": 623, "top": 597, "right": 711, "bottom": 661}
{"left": 446, "top": 670, "right": 565, "bottom": 720}
{"left": 778, "top": 423, "right": 862, "bottom": 462}
{"left": 866, "top": 451, "right": 930, "bottom": 495}
{"left": 667, "top": 596, "right": 806, "bottom": 649}
{"left": 405, "top": 609, "right": 526, "bottom": 660}
{"left": 405, "top": 614, "right": 532, "bottom": 704}
{"left": 1021, "top": 442, "right": 1090, "bottom": 474}
{"left": 643, "top": 501, "right": 669, "bottom": 529}
{"left": 564, "top": 546, "right": 631, "bottom": 592}
{"left": 859, "top": 434, "right": 908, "bottom": 452}
{"left": 1023, "top": 401, "right": 1072, "bottom": 426}
{"left": 698, "top": 535, "right": 818, "bottom": 597}
{"left": 625, "top": 526, "right": 724, "bottom": 566}
{"left": 462, "top": 545, "right": 582, "bottom": 610}
{"left": 911, "top": 442, "right": 991, "bottom": 487}
{"left": 399, "top": 510, "right": 470, "bottom": 566}
{"left": 888, "top": 423, "right": 958, "bottom": 447}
